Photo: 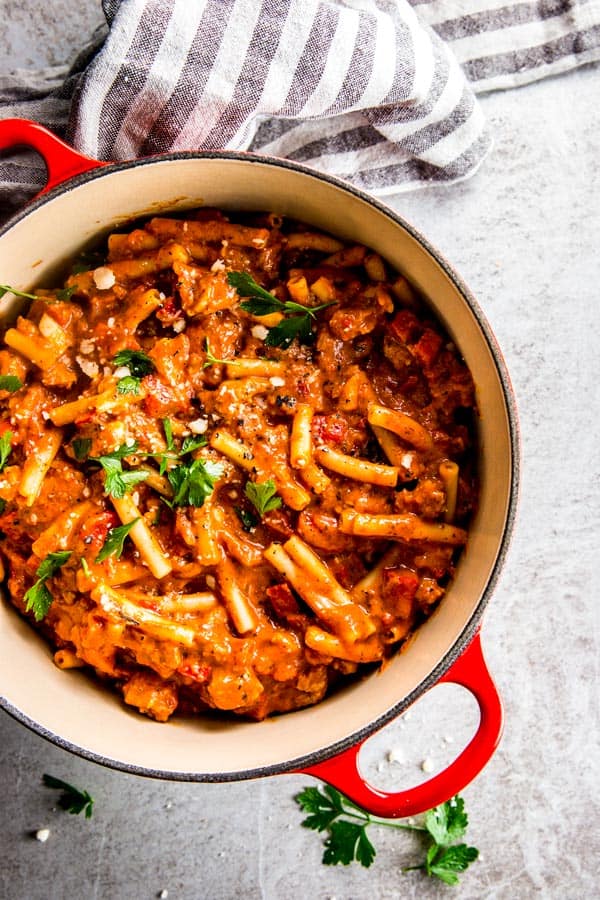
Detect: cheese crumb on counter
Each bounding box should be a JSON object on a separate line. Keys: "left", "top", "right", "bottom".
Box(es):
{"left": 35, "top": 828, "right": 50, "bottom": 843}
{"left": 421, "top": 757, "right": 435, "bottom": 773}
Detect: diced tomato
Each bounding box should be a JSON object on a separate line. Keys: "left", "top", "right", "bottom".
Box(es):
{"left": 266, "top": 583, "right": 300, "bottom": 618}
{"left": 142, "top": 375, "right": 183, "bottom": 417}
{"left": 312, "top": 413, "right": 348, "bottom": 446}
{"left": 389, "top": 309, "right": 420, "bottom": 344}
{"left": 381, "top": 567, "right": 419, "bottom": 619}
{"left": 79, "top": 511, "right": 118, "bottom": 552}
{"left": 177, "top": 662, "right": 212, "bottom": 683}
{"left": 411, "top": 329, "right": 443, "bottom": 369}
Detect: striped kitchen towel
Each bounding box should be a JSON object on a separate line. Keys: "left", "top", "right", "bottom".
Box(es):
{"left": 1, "top": 0, "right": 600, "bottom": 222}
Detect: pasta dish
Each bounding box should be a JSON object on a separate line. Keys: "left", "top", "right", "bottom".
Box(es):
{"left": 0, "top": 210, "right": 477, "bottom": 721}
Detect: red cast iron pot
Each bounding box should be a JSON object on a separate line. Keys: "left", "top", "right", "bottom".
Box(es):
{"left": 0, "top": 119, "right": 519, "bottom": 817}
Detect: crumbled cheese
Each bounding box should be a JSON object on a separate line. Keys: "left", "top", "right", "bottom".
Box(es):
{"left": 387, "top": 746, "right": 404, "bottom": 764}
{"left": 205, "top": 575, "right": 216, "bottom": 590}
{"left": 82, "top": 487, "right": 91, "bottom": 498}
{"left": 159, "top": 891, "right": 169, "bottom": 899}
{"left": 443, "top": 735, "right": 454, "bottom": 744}
{"left": 113, "top": 366, "right": 131, "bottom": 379}
{"left": 221, "top": 240, "right": 229, "bottom": 248}
{"left": 79, "top": 338, "right": 95, "bottom": 355}
{"left": 400, "top": 452, "right": 414, "bottom": 469}
{"left": 228, "top": 490, "right": 238, "bottom": 500}
{"left": 132, "top": 492, "right": 140, "bottom": 507}
{"left": 159, "top": 292, "right": 166, "bottom": 300}
{"left": 30, "top": 514, "right": 38, "bottom": 525}
{"left": 188, "top": 418, "right": 208, "bottom": 435}
{"left": 107, "top": 317, "right": 116, "bottom": 328}
{"left": 172, "top": 319, "right": 186, "bottom": 333}
{"left": 92, "top": 266, "right": 116, "bottom": 291}
{"left": 76, "top": 356, "right": 99, "bottom": 378}
{"left": 421, "top": 757, "right": 435, "bottom": 773}
{"left": 251, "top": 324, "right": 268, "bottom": 340}
{"left": 35, "top": 828, "right": 50, "bottom": 843}
{"left": 210, "top": 258, "right": 226, "bottom": 272}
{"left": 41, "top": 411, "right": 49, "bottom": 421}
{"left": 269, "top": 376, "right": 285, "bottom": 388}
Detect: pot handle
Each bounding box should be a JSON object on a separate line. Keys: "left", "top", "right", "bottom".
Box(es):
{"left": 298, "top": 632, "right": 503, "bottom": 818}
{"left": 0, "top": 118, "right": 104, "bottom": 194}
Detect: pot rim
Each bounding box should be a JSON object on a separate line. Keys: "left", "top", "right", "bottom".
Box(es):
{"left": 0, "top": 150, "right": 520, "bottom": 781}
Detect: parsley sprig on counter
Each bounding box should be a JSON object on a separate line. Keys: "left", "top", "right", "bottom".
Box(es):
{"left": 296, "top": 787, "right": 478, "bottom": 885}
{"left": 24, "top": 551, "right": 72, "bottom": 621}
{"left": 227, "top": 271, "right": 336, "bottom": 349}
{"left": 43, "top": 774, "right": 94, "bottom": 819}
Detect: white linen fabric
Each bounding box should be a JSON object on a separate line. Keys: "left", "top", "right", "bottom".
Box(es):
{"left": 1, "top": 0, "right": 599, "bottom": 221}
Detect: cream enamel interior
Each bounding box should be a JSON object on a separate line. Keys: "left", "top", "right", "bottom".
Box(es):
{"left": 0, "top": 156, "right": 514, "bottom": 777}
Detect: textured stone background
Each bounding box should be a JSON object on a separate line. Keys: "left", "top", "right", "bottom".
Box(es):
{"left": 1, "top": 3, "right": 599, "bottom": 898}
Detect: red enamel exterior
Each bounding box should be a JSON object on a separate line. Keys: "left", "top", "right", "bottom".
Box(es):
{"left": 300, "top": 632, "right": 503, "bottom": 817}
{"left": 0, "top": 117, "right": 505, "bottom": 816}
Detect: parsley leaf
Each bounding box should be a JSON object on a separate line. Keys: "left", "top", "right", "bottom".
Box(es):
{"left": 265, "top": 314, "right": 313, "bottom": 349}
{"left": 245, "top": 478, "right": 282, "bottom": 516}
{"left": 90, "top": 443, "right": 148, "bottom": 498}
{"left": 95, "top": 518, "right": 140, "bottom": 563}
{"left": 203, "top": 338, "right": 243, "bottom": 368}
{"left": 116, "top": 375, "right": 141, "bottom": 395}
{"left": 226, "top": 272, "right": 286, "bottom": 312}
{"left": 72, "top": 437, "right": 92, "bottom": 461}
{"left": 324, "top": 820, "right": 376, "bottom": 868}
{"left": 235, "top": 506, "right": 259, "bottom": 532}
{"left": 0, "top": 430, "right": 12, "bottom": 472}
{"left": 0, "top": 283, "right": 39, "bottom": 301}
{"left": 55, "top": 285, "right": 76, "bottom": 301}
{"left": 296, "top": 786, "right": 479, "bottom": 885}
{"left": 163, "top": 418, "right": 175, "bottom": 452}
{"left": 166, "top": 458, "right": 223, "bottom": 508}
{"left": 42, "top": 774, "right": 94, "bottom": 819}
{"left": 227, "top": 270, "right": 336, "bottom": 349}
{"left": 425, "top": 794, "right": 468, "bottom": 846}
{"left": 24, "top": 550, "right": 72, "bottom": 621}
{"left": 0, "top": 375, "right": 23, "bottom": 392}
{"left": 426, "top": 844, "right": 479, "bottom": 885}
{"left": 112, "top": 349, "right": 155, "bottom": 378}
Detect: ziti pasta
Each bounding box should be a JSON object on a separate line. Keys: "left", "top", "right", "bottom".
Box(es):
{"left": 0, "top": 209, "right": 478, "bottom": 721}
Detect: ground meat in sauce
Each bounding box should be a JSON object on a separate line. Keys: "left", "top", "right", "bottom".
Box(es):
{"left": 0, "top": 211, "right": 478, "bottom": 722}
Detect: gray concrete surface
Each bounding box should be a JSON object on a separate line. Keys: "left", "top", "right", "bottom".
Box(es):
{"left": 1, "top": 3, "right": 599, "bottom": 899}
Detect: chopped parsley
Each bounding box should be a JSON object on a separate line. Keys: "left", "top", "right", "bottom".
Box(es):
{"left": 166, "top": 458, "right": 223, "bottom": 508}
{"left": 42, "top": 774, "right": 94, "bottom": 818}
{"left": 0, "top": 284, "right": 39, "bottom": 301}
{"left": 296, "top": 788, "right": 479, "bottom": 885}
{"left": 116, "top": 375, "right": 142, "bottom": 395}
{"left": 0, "top": 375, "right": 23, "bottom": 392}
{"left": 235, "top": 506, "right": 259, "bottom": 532}
{"left": 95, "top": 518, "right": 140, "bottom": 563}
{"left": 0, "top": 431, "right": 13, "bottom": 472}
{"left": 72, "top": 437, "right": 92, "bottom": 461}
{"left": 24, "top": 550, "right": 72, "bottom": 621}
{"left": 203, "top": 338, "right": 242, "bottom": 368}
{"left": 113, "top": 349, "right": 155, "bottom": 394}
{"left": 90, "top": 442, "right": 149, "bottom": 498}
{"left": 244, "top": 479, "right": 282, "bottom": 517}
{"left": 227, "top": 271, "right": 336, "bottom": 349}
